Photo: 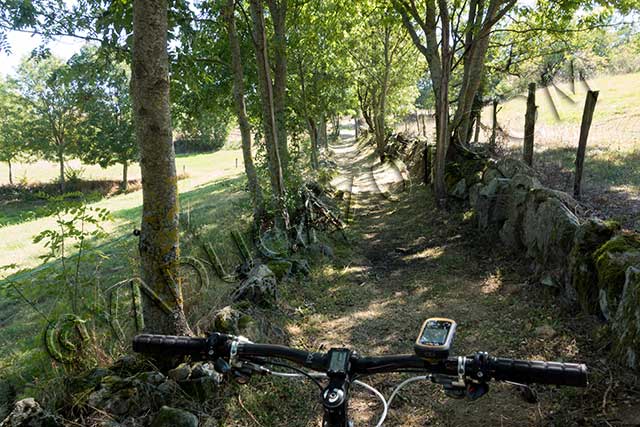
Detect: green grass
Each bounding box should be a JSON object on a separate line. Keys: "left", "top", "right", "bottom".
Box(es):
{"left": 487, "top": 72, "right": 640, "bottom": 129}
{"left": 0, "top": 150, "right": 243, "bottom": 273}
{"left": 0, "top": 148, "right": 252, "bottom": 392}
{"left": 479, "top": 72, "right": 640, "bottom": 228}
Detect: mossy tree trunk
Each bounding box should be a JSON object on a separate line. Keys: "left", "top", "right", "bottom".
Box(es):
{"left": 249, "top": 0, "right": 289, "bottom": 228}
{"left": 132, "top": 0, "right": 191, "bottom": 335}
{"left": 266, "top": 0, "right": 289, "bottom": 171}
{"left": 223, "top": 0, "right": 265, "bottom": 224}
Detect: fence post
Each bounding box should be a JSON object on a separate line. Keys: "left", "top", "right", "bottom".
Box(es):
{"left": 523, "top": 82, "right": 536, "bottom": 166}
{"left": 490, "top": 99, "right": 498, "bottom": 147}
{"left": 574, "top": 90, "right": 599, "bottom": 199}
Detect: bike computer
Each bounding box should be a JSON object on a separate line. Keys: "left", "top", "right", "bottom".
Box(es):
{"left": 327, "top": 348, "right": 351, "bottom": 378}
{"left": 414, "top": 318, "right": 457, "bottom": 360}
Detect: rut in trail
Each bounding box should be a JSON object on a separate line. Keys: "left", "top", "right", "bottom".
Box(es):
{"left": 277, "top": 130, "right": 623, "bottom": 426}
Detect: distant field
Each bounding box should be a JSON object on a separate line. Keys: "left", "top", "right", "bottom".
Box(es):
{"left": 0, "top": 149, "right": 244, "bottom": 273}
{"left": 0, "top": 149, "right": 245, "bottom": 186}
{"left": 484, "top": 72, "right": 640, "bottom": 153}
{"left": 487, "top": 72, "right": 640, "bottom": 229}
{"left": 396, "top": 72, "right": 640, "bottom": 228}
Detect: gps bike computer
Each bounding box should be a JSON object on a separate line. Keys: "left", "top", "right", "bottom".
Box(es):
{"left": 414, "top": 318, "right": 457, "bottom": 359}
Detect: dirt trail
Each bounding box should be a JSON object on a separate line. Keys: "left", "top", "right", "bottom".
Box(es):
{"left": 275, "top": 132, "right": 639, "bottom": 426}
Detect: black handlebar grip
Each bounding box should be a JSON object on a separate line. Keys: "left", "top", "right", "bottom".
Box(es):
{"left": 132, "top": 334, "right": 208, "bottom": 357}
{"left": 489, "top": 357, "right": 587, "bottom": 387}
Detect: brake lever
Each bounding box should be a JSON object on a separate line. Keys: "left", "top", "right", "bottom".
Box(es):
{"left": 231, "top": 361, "right": 271, "bottom": 385}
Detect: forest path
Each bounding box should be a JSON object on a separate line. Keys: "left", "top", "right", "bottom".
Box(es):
{"left": 279, "top": 131, "right": 631, "bottom": 426}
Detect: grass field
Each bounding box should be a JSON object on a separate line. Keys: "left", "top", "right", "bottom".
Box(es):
{"left": 1, "top": 150, "right": 244, "bottom": 272}
{"left": 489, "top": 73, "right": 640, "bottom": 229}
{"left": 0, "top": 148, "right": 254, "bottom": 394}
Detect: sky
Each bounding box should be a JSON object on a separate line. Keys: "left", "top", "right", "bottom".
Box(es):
{"left": 0, "top": 30, "right": 86, "bottom": 77}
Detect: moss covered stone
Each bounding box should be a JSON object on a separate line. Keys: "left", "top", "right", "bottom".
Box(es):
{"left": 150, "top": 406, "right": 198, "bottom": 427}
{"left": 495, "top": 158, "right": 535, "bottom": 178}
{"left": 209, "top": 306, "right": 259, "bottom": 340}
{"left": 594, "top": 234, "right": 640, "bottom": 319}
{"left": 445, "top": 159, "right": 488, "bottom": 194}
{"left": 612, "top": 267, "right": 640, "bottom": 369}
{"left": 568, "top": 219, "right": 620, "bottom": 313}
{"left": 266, "top": 260, "right": 293, "bottom": 281}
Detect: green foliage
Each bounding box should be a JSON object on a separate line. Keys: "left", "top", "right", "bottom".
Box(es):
{"left": 485, "top": 2, "right": 640, "bottom": 101}
{"left": 32, "top": 193, "right": 111, "bottom": 312}
{"left": 0, "top": 76, "right": 28, "bottom": 183}
{"left": 13, "top": 54, "right": 83, "bottom": 183}
{"left": 68, "top": 47, "right": 138, "bottom": 177}
{"left": 345, "top": 1, "right": 422, "bottom": 131}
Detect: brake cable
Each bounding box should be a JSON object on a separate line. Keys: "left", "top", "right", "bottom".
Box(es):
{"left": 262, "top": 367, "right": 390, "bottom": 427}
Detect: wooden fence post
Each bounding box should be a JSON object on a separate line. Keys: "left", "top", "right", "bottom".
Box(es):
{"left": 490, "top": 99, "right": 498, "bottom": 147}
{"left": 573, "top": 90, "right": 599, "bottom": 199}
{"left": 523, "top": 82, "right": 536, "bottom": 166}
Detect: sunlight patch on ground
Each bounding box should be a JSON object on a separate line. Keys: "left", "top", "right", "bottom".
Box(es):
{"left": 481, "top": 272, "right": 503, "bottom": 294}
{"left": 402, "top": 246, "right": 444, "bottom": 261}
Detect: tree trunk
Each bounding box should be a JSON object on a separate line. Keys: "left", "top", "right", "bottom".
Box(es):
{"left": 58, "top": 150, "right": 65, "bottom": 193}
{"left": 223, "top": 0, "right": 265, "bottom": 223}
{"left": 132, "top": 0, "right": 190, "bottom": 335}
{"left": 7, "top": 159, "right": 12, "bottom": 186}
{"left": 319, "top": 118, "right": 328, "bottom": 149}
{"left": 121, "top": 161, "right": 128, "bottom": 191}
{"left": 434, "top": 0, "right": 451, "bottom": 207}
{"left": 249, "top": 0, "right": 288, "bottom": 228}
{"left": 308, "top": 119, "right": 319, "bottom": 169}
{"left": 266, "top": 0, "right": 288, "bottom": 172}
{"left": 523, "top": 82, "right": 536, "bottom": 166}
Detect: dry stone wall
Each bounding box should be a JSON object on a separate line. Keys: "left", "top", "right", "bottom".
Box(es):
{"left": 446, "top": 156, "right": 640, "bottom": 369}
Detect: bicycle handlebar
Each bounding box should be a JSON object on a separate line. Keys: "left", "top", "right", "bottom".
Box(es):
{"left": 132, "top": 334, "right": 587, "bottom": 387}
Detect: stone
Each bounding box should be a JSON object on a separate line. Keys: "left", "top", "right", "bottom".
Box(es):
{"left": 291, "top": 258, "right": 311, "bottom": 276}
{"left": 168, "top": 363, "right": 191, "bottom": 382}
{"left": 190, "top": 363, "right": 219, "bottom": 381}
{"left": 150, "top": 407, "right": 198, "bottom": 427}
{"left": 568, "top": 219, "right": 620, "bottom": 313}
{"left": 450, "top": 178, "right": 467, "bottom": 199}
{"left": 497, "top": 176, "right": 538, "bottom": 250}
{"left": 475, "top": 178, "right": 511, "bottom": 229}
{"left": 534, "top": 324, "right": 556, "bottom": 338}
{"left": 522, "top": 196, "right": 579, "bottom": 268}
{"left": 482, "top": 167, "right": 503, "bottom": 184}
{"left": 612, "top": 267, "right": 640, "bottom": 369}
{"left": 266, "top": 260, "right": 293, "bottom": 281}
{"left": 231, "top": 264, "right": 277, "bottom": 306}
{"left": 85, "top": 371, "right": 175, "bottom": 421}
{"left": 510, "top": 173, "right": 541, "bottom": 191}
{"left": 111, "top": 354, "right": 145, "bottom": 375}
{"left": 178, "top": 376, "right": 221, "bottom": 402}
{"left": 445, "top": 159, "right": 487, "bottom": 192}
{"left": 495, "top": 158, "right": 536, "bottom": 179}
{"left": 594, "top": 234, "right": 640, "bottom": 319}
{"left": 468, "top": 182, "right": 483, "bottom": 208}
{"left": 0, "top": 398, "right": 62, "bottom": 427}
{"left": 529, "top": 187, "right": 580, "bottom": 212}
{"left": 193, "top": 306, "right": 259, "bottom": 339}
